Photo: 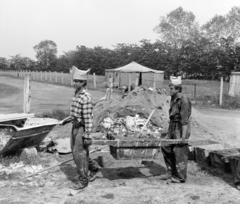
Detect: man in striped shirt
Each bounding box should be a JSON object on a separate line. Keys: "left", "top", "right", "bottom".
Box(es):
{"left": 61, "top": 67, "right": 99, "bottom": 190}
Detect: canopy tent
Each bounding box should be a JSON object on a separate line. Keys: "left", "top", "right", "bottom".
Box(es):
{"left": 105, "top": 61, "right": 164, "bottom": 89}
{"left": 107, "top": 61, "right": 164, "bottom": 73}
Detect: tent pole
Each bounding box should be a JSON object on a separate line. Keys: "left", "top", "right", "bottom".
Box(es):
{"left": 128, "top": 73, "right": 131, "bottom": 92}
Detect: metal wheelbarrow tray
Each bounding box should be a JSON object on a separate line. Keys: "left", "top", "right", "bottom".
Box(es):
{"left": 92, "top": 136, "right": 191, "bottom": 160}
{"left": 0, "top": 119, "right": 58, "bottom": 156}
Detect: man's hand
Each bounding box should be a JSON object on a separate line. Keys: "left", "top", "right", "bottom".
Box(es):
{"left": 59, "top": 116, "right": 72, "bottom": 126}
{"left": 83, "top": 138, "right": 92, "bottom": 147}
{"left": 181, "top": 137, "right": 186, "bottom": 144}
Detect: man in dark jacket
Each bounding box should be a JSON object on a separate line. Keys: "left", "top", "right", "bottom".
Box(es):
{"left": 159, "top": 76, "right": 192, "bottom": 183}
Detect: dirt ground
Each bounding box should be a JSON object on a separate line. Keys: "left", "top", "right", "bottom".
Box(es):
{"left": 1, "top": 76, "right": 240, "bottom": 204}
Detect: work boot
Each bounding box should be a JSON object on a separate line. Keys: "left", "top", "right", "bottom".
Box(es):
{"left": 88, "top": 169, "right": 99, "bottom": 182}
{"left": 69, "top": 181, "right": 88, "bottom": 190}
{"left": 159, "top": 172, "right": 171, "bottom": 180}
{"left": 171, "top": 176, "right": 185, "bottom": 183}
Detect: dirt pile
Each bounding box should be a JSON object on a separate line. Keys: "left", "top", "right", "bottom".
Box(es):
{"left": 93, "top": 86, "right": 216, "bottom": 141}
{"left": 93, "top": 87, "right": 169, "bottom": 136}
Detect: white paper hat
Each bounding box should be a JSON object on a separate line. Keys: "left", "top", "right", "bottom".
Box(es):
{"left": 170, "top": 76, "right": 182, "bottom": 85}
{"left": 72, "top": 66, "right": 91, "bottom": 80}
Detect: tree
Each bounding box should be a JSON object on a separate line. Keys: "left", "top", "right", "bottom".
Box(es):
{"left": 33, "top": 40, "right": 57, "bottom": 70}
{"left": 154, "top": 7, "right": 200, "bottom": 48}
{"left": 8, "top": 54, "right": 35, "bottom": 70}
{"left": 0, "top": 57, "right": 8, "bottom": 69}
{"left": 202, "top": 7, "right": 240, "bottom": 44}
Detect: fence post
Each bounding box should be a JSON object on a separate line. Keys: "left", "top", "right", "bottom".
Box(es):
{"left": 23, "top": 74, "right": 31, "bottom": 113}
{"left": 128, "top": 73, "right": 131, "bottom": 92}
{"left": 61, "top": 72, "right": 64, "bottom": 84}
{"left": 220, "top": 77, "right": 223, "bottom": 105}
{"left": 93, "top": 73, "right": 96, "bottom": 88}
{"left": 55, "top": 71, "right": 57, "bottom": 83}
{"left": 153, "top": 74, "right": 156, "bottom": 90}
{"left": 194, "top": 83, "right": 197, "bottom": 99}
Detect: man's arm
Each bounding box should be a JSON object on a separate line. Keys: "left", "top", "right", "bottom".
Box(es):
{"left": 59, "top": 116, "right": 72, "bottom": 125}
{"left": 82, "top": 95, "right": 93, "bottom": 138}
{"left": 180, "top": 96, "right": 191, "bottom": 143}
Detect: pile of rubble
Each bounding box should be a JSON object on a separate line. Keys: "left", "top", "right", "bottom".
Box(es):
{"left": 100, "top": 114, "right": 162, "bottom": 134}
{"left": 93, "top": 86, "right": 170, "bottom": 140}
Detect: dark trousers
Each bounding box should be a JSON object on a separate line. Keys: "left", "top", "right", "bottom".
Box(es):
{"left": 161, "top": 144, "right": 189, "bottom": 181}
{"left": 71, "top": 124, "right": 99, "bottom": 185}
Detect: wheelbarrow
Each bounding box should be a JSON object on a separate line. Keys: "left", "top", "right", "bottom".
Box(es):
{"left": 0, "top": 115, "right": 59, "bottom": 156}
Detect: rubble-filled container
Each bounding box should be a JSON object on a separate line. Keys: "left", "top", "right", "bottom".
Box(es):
{"left": 209, "top": 148, "right": 240, "bottom": 173}
{"left": 109, "top": 140, "right": 161, "bottom": 160}
{"left": 188, "top": 140, "right": 219, "bottom": 161}
{"left": 229, "top": 155, "right": 240, "bottom": 179}
{"left": 194, "top": 143, "right": 231, "bottom": 167}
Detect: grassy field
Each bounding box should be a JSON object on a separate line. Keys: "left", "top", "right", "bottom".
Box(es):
{"left": 1, "top": 73, "right": 237, "bottom": 114}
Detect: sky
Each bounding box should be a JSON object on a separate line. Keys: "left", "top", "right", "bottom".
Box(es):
{"left": 1, "top": 0, "right": 240, "bottom": 60}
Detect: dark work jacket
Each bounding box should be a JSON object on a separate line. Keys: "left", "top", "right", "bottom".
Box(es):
{"left": 168, "top": 93, "right": 192, "bottom": 139}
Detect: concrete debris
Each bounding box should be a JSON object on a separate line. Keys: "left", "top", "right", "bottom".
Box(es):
{"left": 0, "top": 161, "right": 43, "bottom": 175}
{"left": 55, "top": 138, "right": 71, "bottom": 154}
{"left": 23, "top": 165, "right": 43, "bottom": 174}
{"left": 0, "top": 129, "right": 12, "bottom": 151}
{"left": 37, "top": 137, "right": 55, "bottom": 152}
{"left": 100, "top": 114, "right": 162, "bottom": 134}
{"left": 19, "top": 147, "right": 38, "bottom": 162}
{"left": 24, "top": 117, "right": 59, "bottom": 127}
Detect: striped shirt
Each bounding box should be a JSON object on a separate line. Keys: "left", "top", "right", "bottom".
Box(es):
{"left": 70, "top": 89, "right": 93, "bottom": 135}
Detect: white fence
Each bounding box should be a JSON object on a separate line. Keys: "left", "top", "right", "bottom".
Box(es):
{"left": 0, "top": 70, "right": 106, "bottom": 89}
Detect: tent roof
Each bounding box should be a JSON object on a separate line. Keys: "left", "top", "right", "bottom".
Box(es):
{"left": 106, "top": 61, "right": 164, "bottom": 73}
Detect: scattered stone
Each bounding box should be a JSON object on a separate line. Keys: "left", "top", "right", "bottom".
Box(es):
{"left": 18, "top": 182, "right": 25, "bottom": 186}
{"left": 55, "top": 138, "right": 71, "bottom": 154}
{"left": 68, "top": 189, "right": 83, "bottom": 196}
{"left": 19, "top": 147, "right": 38, "bottom": 163}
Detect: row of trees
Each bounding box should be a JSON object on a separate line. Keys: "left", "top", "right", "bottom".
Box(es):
{"left": 1, "top": 7, "right": 240, "bottom": 80}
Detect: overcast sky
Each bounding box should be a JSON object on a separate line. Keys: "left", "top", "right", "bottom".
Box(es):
{"left": 1, "top": 0, "right": 240, "bottom": 60}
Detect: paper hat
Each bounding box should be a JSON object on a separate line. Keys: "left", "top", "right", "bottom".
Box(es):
{"left": 170, "top": 76, "right": 182, "bottom": 85}
{"left": 72, "top": 66, "right": 91, "bottom": 80}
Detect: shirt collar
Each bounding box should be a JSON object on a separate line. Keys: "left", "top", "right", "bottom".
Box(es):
{"left": 75, "top": 89, "right": 86, "bottom": 96}
{"left": 172, "top": 92, "right": 182, "bottom": 102}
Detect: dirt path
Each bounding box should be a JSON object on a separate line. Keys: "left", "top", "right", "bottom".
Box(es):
{"left": 1, "top": 76, "right": 240, "bottom": 204}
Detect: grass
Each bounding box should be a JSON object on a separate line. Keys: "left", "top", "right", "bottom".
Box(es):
{"left": 35, "top": 109, "right": 69, "bottom": 120}
{"left": 0, "top": 83, "right": 20, "bottom": 97}
{"left": 162, "top": 79, "right": 240, "bottom": 109}
{"left": 194, "top": 93, "right": 240, "bottom": 109}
